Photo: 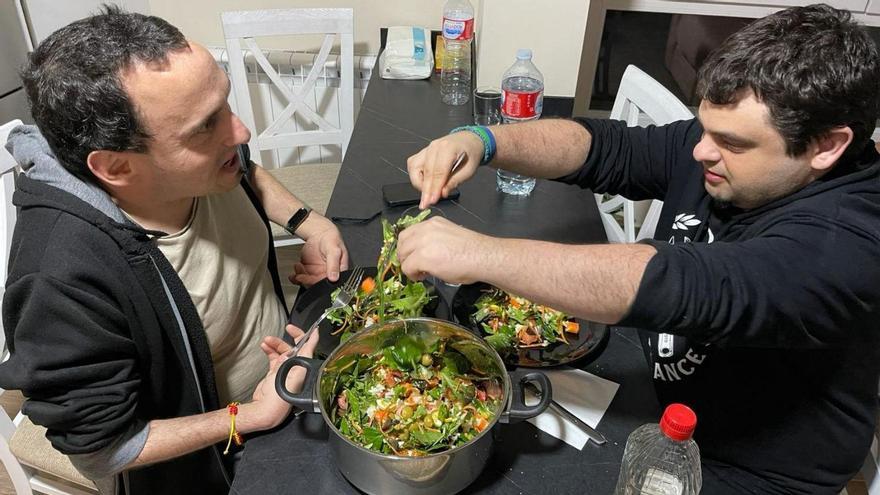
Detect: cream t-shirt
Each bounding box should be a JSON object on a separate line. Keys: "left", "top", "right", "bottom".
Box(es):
{"left": 153, "top": 187, "right": 287, "bottom": 404}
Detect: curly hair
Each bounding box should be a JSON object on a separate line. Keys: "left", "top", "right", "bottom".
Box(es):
{"left": 697, "top": 4, "right": 880, "bottom": 159}
{"left": 21, "top": 5, "right": 188, "bottom": 180}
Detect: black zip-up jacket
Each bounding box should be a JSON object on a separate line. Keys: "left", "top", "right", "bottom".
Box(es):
{"left": 560, "top": 118, "right": 880, "bottom": 494}
{"left": 0, "top": 171, "right": 285, "bottom": 494}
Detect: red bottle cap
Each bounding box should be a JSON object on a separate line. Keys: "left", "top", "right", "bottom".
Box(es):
{"left": 659, "top": 403, "right": 697, "bottom": 441}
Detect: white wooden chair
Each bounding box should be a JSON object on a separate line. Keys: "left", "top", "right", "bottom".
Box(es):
{"left": 0, "top": 120, "right": 97, "bottom": 495}
{"left": 596, "top": 64, "right": 693, "bottom": 243}
{"left": 222, "top": 9, "right": 352, "bottom": 247}
{"left": 865, "top": 416, "right": 880, "bottom": 495}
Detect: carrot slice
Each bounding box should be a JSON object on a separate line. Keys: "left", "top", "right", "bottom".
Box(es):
{"left": 564, "top": 321, "right": 580, "bottom": 334}
{"left": 360, "top": 276, "right": 376, "bottom": 294}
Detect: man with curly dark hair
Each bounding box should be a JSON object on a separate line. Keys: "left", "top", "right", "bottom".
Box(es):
{"left": 0, "top": 6, "right": 347, "bottom": 494}
{"left": 401, "top": 4, "right": 880, "bottom": 493}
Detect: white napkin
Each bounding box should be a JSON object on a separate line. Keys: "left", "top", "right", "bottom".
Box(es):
{"left": 380, "top": 26, "right": 433, "bottom": 80}
{"left": 526, "top": 368, "right": 619, "bottom": 450}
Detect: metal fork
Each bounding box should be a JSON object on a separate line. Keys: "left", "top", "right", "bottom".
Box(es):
{"left": 286, "top": 266, "right": 365, "bottom": 358}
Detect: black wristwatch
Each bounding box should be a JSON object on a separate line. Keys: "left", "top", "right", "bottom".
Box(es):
{"left": 284, "top": 207, "right": 311, "bottom": 235}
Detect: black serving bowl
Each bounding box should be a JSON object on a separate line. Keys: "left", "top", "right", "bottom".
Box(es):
{"left": 287, "top": 267, "right": 450, "bottom": 359}
{"left": 450, "top": 282, "right": 610, "bottom": 368}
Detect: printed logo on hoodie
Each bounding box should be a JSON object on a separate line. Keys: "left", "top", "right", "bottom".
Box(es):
{"left": 652, "top": 212, "right": 714, "bottom": 382}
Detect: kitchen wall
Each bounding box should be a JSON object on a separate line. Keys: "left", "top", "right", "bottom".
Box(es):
{"left": 476, "top": 0, "right": 589, "bottom": 98}
{"left": 147, "top": 0, "right": 591, "bottom": 97}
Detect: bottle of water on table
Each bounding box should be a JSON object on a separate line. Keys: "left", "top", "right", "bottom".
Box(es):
{"left": 614, "top": 403, "right": 702, "bottom": 495}
{"left": 440, "top": 0, "right": 474, "bottom": 106}
{"left": 498, "top": 48, "right": 543, "bottom": 195}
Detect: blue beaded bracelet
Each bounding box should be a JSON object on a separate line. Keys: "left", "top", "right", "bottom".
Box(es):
{"left": 449, "top": 125, "right": 496, "bottom": 165}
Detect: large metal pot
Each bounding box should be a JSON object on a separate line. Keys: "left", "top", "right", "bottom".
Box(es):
{"left": 276, "top": 318, "right": 552, "bottom": 495}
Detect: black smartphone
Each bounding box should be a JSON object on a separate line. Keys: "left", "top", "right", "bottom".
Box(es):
{"left": 382, "top": 182, "right": 460, "bottom": 207}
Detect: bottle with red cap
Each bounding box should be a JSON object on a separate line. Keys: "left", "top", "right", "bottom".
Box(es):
{"left": 614, "top": 403, "right": 702, "bottom": 495}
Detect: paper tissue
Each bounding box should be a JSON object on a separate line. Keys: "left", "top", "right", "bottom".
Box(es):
{"left": 380, "top": 26, "right": 434, "bottom": 80}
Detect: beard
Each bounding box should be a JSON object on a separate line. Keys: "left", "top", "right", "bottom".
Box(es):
{"left": 711, "top": 198, "right": 733, "bottom": 210}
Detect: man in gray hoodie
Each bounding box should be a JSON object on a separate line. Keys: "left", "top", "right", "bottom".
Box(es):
{"left": 0, "top": 6, "right": 345, "bottom": 494}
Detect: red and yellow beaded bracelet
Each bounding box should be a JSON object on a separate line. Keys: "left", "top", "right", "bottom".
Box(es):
{"left": 223, "top": 402, "right": 244, "bottom": 454}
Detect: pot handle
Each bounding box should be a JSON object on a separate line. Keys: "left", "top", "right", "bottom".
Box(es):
{"left": 275, "top": 356, "right": 322, "bottom": 413}
{"left": 501, "top": 370, "right": 552, "bottom": 423}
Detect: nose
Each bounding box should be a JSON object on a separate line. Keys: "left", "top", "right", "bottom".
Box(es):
{"left": 692, "top": 133, "right": 721, "bottom": 164}
{"left": 226, "top": 113, "right": 252, "bottom": 147}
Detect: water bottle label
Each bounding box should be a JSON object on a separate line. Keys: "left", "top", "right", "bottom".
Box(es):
{"left": 442, "top": 17, "right": 474, "bottom": 40}
{"left": 501, "top": 89, "right": 543, "bottom": 119}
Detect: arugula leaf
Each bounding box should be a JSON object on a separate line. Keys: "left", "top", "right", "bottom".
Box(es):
{"left": 389, "top": 336, "right": 425, "bottom": 370}
{"left": 409, "top": 428, "right": 444, "bottom": 446}
{"left": 361, "top": 427, "right": 384, "bottom": 450}
{"left": 485, "top": 332, "right": 514, "bottom": 354}
{"left": 442, "top": 351, "right": 470, "bottom": 375}
{"left": 387, "top": 282, "right": 431, "bottom": 317}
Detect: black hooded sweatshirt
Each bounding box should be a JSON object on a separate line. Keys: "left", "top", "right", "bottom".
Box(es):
{"left": 0, "top": 131, "right": 285, "bottom": 494}
{"left": 559, "top": 118, "right": 880, "bottom": 494}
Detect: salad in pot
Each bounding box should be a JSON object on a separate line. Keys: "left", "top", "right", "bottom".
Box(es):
{"left": 276, "top": 318, "right": 551, "bottom": 495}
{"left": 329, "top": 333, "right": 503, "bottom": 456}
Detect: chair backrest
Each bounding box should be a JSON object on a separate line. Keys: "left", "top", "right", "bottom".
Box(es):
{"left": 596, "top": 65, "right": 693, "bottom": 243}
{"left": 221, "top": 8, "right": 354, "bottom": 166}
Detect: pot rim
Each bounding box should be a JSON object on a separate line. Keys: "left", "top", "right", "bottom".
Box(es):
{"left": 315, "top": 317, "right": 512, "bottom": 460}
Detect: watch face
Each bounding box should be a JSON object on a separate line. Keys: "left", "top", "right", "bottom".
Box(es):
{"left": 286, "top": 207, "right": 311, "bottom": 234}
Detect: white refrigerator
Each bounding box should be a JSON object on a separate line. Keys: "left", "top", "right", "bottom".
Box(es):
{"left": 0, "top": 0, "right": 151, "bottom": 125}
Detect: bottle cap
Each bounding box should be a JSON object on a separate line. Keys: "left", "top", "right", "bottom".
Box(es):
{"left": 516, "top": 48, "right": 532, "bottom": 60}
{"left": 659, "top": 403, "right": 697, "bottom": 441}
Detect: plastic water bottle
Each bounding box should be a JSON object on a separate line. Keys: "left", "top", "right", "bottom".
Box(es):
{"left": 440, "top": 0, "right": 474, "bottom": 106}
{"left": 614, "top": 403, "right": 702, "bottom": 495}
{"left": 497, "top": 48, "right": 543, "bottom": 195}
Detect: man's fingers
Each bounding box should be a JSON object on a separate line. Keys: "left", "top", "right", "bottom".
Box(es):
{"left": 261, "top": 335, "right": 292, "bottom": 361}
{"left": 288, "top": 323, "right": 319, "bottom": 357}
{"left": 323, "top": 246, "right": 343, "bottom": 282}
{"left": 293, "top": 262, "right": 325, "bottom": 286}
{"left": 399, "top": 254, "right": 428, "bottom": 281}
{"left": 286, "top": 323, "right": 304, "bottom": 339}
{"left": 294, "top": 271, "right": 324, "bottom": 286}
{"left": 407, "top": 151, "right": 426, "bottom": 188}
{"left": 420, "top": 154, "right": 439, "bottom": 209}
{"left": 339, "top": 248, "right": 350, "bottom": 273}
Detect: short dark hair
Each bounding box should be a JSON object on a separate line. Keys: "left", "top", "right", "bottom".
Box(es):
{"left": 697, "top": 4, "right": 880, "bottom": 159}
{"left": 21, "top": 5, "right": 188, "bottom": 180}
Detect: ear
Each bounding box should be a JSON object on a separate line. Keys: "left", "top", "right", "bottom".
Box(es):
{"left": 810, "top": 126, "right": 853, "bottom": 172}
{"left": 87, "top": 150, "right": 134, "bottom": 187}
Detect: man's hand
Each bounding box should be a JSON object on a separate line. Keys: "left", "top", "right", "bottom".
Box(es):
{"left": 397, "top": 217, "right": 494, "bottom": 285}
{"left": 249, "top": 324, "right": 319, "bottom": 431}
{"left": 407, "top": 131, "right": 484, "bottom": 209}
{"left": 293, "top": 220, "right": 349, "bottom": 286}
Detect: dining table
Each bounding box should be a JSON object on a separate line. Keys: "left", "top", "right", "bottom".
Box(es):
{"left": 230, "top": 58, "right": 661, "bottom": 494}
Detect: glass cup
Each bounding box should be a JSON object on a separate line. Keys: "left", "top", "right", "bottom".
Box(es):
{"left": 497, "top": 169, "right": 536, "bottom": 196}
{"left": 473, "top": 86, "right": 502, "bottom": 126}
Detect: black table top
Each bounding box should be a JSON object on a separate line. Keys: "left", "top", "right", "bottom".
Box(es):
{"left": 231, "top": 64, "right": 660, "bottom": 495}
